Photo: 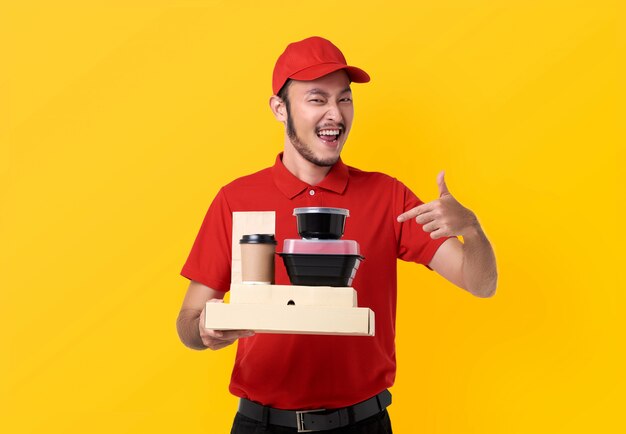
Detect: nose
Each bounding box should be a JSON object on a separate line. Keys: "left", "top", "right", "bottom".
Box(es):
{"left": 325, "top": 103, "right": 342, "bottom": 122}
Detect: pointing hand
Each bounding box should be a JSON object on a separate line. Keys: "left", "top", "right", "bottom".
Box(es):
{"left": 396, "top": 171, "right": 478, "bottom": 239}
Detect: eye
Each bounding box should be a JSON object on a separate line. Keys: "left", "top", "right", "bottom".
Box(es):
{"left": 340, "top": 97, "right": 353, "bottom": 103}
{"left": 309, "top": 98, "right": 324, "bottom": 103}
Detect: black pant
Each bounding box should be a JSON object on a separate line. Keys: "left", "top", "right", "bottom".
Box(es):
{"left": 230, "top": 409, "right": 393, "bottom": 434}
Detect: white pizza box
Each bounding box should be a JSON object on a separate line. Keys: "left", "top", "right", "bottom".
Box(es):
{"left": 229, "top": 283, "right": 357, "bottom": 307}
{"left": 204, "top": 302, "right": 375, "bottom": 336}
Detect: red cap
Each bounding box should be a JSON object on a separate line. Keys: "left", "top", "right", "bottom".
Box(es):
{"left": 272, "top": 36, "right": 370, "bottom": 95}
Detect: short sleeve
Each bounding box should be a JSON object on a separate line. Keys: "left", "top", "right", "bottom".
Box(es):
{"left": 393, "top": 180, "right": 451, "bottom": 267}
{"left": 180, "top": 188, "right": 233, "bottom": 292}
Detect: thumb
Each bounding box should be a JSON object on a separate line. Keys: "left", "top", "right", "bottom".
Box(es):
{"left": 437, "top": 170, "right": 450, "bottom": 197}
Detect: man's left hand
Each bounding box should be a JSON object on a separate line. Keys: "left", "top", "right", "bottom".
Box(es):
{"left": 397, "top": 171, "right": 479, "bottom": 239}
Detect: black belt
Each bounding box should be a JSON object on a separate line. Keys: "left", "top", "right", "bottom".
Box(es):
{"left": 237, "top": 389, "right": 392, "bottom": 432}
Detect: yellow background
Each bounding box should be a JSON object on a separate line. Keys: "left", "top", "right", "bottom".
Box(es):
{"left": 1, "top": 1, "right": 624, "bottom": 433}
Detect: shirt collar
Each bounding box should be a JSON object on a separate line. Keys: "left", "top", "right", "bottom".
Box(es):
{"left": 271, "top": 153, "right": 349, "bottom": 199}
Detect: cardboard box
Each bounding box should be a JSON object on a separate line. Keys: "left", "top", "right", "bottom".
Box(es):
{"left": 229, "top": 283, "right": 358, "bottom": 307}
{"left": 204, "top": 302, "right": 374, "bottom": 336}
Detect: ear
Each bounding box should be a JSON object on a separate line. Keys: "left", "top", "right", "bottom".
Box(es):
{"left": 269, "top": 95, "right": 287, "bottom": 122}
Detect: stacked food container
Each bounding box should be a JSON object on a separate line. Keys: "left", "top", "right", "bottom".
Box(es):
{"left": 279, "top": 207, "right": 364, "bottom": 287}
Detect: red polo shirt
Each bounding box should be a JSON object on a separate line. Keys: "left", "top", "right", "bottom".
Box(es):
{"left": 181, "top": 153, "right": 448, "bottom": 410}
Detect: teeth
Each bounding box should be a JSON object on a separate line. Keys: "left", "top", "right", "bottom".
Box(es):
{"left": 318, "top": 129, "right": 340, "bottom": 136}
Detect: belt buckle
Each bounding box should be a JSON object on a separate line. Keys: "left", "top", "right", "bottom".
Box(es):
{"left": 296, "top": 408, "right": 326, "bottom": 433}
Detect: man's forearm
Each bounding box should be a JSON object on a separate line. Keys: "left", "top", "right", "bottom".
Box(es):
{"left": 461, "top": 226, "right": 498, "bottom": 298}
{"left": 176, "top": 309, "right": 207, "bottom": 350}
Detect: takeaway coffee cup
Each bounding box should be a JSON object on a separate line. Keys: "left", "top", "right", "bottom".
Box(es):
{"left": 240, "top": 234, "right": 277, "bottom": 284}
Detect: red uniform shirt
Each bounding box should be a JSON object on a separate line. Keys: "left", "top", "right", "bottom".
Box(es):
{"left": 181, "top": 153, "right": 448, "bottom": 409}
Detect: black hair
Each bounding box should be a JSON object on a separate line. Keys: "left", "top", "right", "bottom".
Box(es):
{"left": 277, "top": 79, "right": 293, "bottom": 113}
{"left": 278, "top": 79, "right": 297, "bottom": 140}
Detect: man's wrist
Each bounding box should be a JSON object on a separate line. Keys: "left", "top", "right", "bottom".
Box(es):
{"left": 177, "top": 310, "right": 209, "bottom": 350}
{"left": 461, "top": 220, "right": 484, "bottom": 241}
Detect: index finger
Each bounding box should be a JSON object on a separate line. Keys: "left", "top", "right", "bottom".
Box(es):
{"left": 397, "top": 202, "right": 435, "bottom": 222}
{"left": 210, "top": 329, "right": 256, "bottom": 340}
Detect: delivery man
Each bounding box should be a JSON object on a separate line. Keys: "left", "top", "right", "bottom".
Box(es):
{"left": 177, "top": 36, "right": 497, "bottom": 433}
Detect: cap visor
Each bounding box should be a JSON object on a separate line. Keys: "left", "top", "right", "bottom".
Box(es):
{"left": 290, "top": 63, "right": 370, "bottom": 84}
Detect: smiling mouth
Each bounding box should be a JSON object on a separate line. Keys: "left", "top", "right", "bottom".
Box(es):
{"left": 316, "top": 128, "right": 342, "bottom": 144}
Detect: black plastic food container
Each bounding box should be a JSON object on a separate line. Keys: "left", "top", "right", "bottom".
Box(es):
{"left": 279, "top": 253, "right": 363, "bottom": 286}
{"left": 293, "top": 207, "right": 350, "bottom": 240}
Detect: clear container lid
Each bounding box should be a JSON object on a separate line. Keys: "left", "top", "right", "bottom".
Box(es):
{"left": 282, "top": 239, "right": 360, "bottom": 255}
{"left": 293, "top": 207, "right": 350, "bottom": 217}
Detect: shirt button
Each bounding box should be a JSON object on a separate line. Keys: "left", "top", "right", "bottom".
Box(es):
{"left": 309, "top": 189, "right": 315, "bottom": 196}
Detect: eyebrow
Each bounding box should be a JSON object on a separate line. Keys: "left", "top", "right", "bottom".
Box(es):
{"left": 305, "top": 86, "right": 352, "bottom": 97}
